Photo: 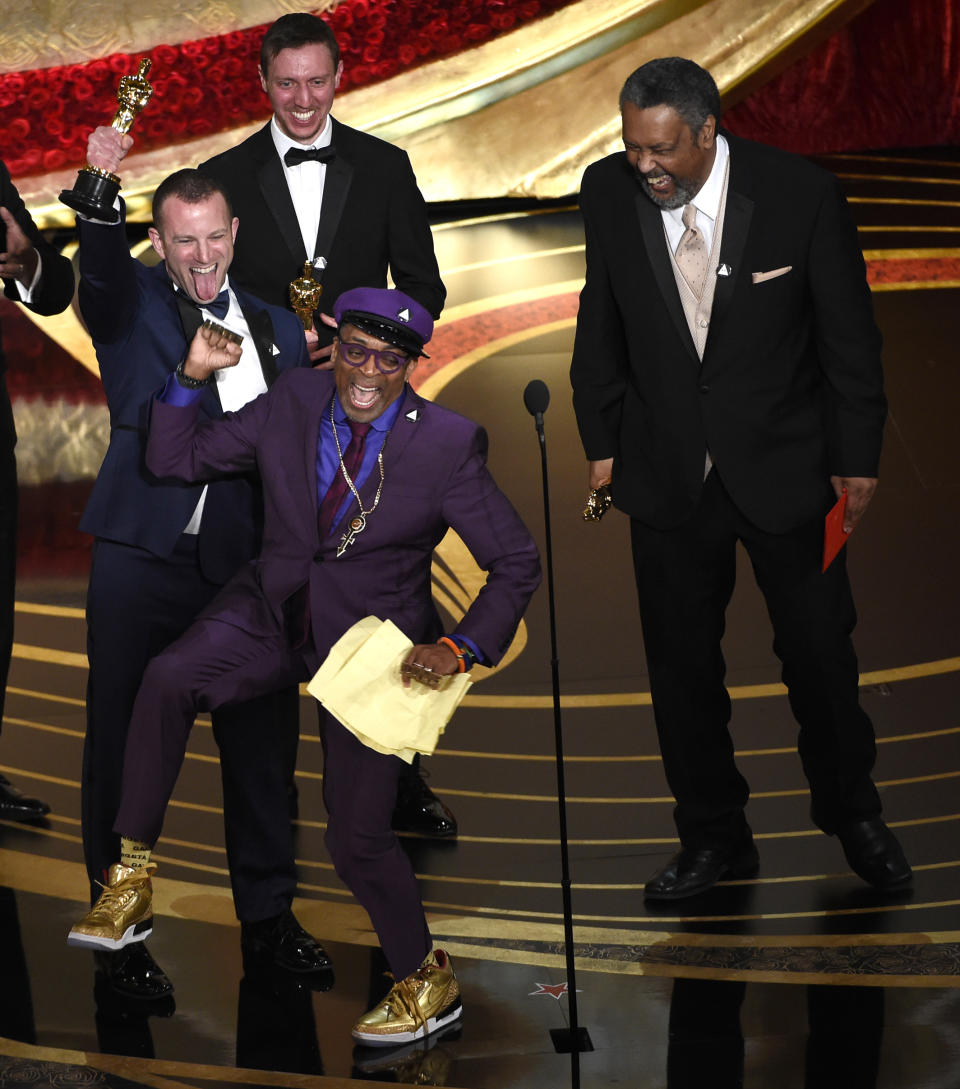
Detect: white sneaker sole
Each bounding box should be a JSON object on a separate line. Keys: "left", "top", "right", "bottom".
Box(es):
{"left": 67, "top": 917, "right": 152, "bottom": 951}
{"left": 352, "top": 998, "right": 462, "bottom": 1047}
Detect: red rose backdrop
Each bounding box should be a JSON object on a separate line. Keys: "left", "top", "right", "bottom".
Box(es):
{"left": 1, "top": 0, "right": 580, "bottom": 179}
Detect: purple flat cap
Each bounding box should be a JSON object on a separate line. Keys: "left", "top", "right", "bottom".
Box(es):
{"left": 333, "top": 287, "right": 433, "bottom": 358}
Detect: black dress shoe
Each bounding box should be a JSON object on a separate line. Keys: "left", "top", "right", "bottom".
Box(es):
{"left": 392, "top": 768, "right": 457, "bottom": 838}
{"left": 837, "top": 818, "right": 912, "bottom": 889}
{"left": 241, "top": 909, "right": 333, "bottom": 976}
{"left": 0, "top": 773, "right": 50, "bottom": 822}
{"left": 644, "top": 843, "right": 760, "bottom": 901}
{"left": 94, "top": 942, "right": 175, "bottom": 1004}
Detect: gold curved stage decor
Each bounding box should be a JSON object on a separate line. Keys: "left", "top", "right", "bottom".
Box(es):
{"left": 368, "top": 0, "right": 876, "bottom": 201}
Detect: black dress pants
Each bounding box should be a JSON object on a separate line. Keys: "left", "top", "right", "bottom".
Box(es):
{"left": 0, "top": 381, "right": 17, "bottom": 734}
{"left": 113, "top": 607, "right": 432, "bottom": 983}
{"left": 83, "top": 535, "right": 298, "bottom": 922}
{"left": 630, "top": 469, "right": 881, "bottom": 850}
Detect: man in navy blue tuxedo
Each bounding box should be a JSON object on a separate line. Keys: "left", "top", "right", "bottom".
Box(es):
{"left": 75, "top": 127, "right": 329, "bottom": 995}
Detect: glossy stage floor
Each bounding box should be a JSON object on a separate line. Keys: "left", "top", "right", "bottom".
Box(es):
{"left": 2, "top": 148, "right": 960, "bottom": 1088}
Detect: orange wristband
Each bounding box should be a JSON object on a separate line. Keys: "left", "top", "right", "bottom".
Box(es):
{"left": 437, "top": 635, "right": 467, "bottom": 673}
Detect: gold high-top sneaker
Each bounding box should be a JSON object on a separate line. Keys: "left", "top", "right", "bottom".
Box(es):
{"left": 68, "top": 862, "right": 156, "bottom": 951}
{"left": 352, "top": 948, "right": 462, "bottom": 1046}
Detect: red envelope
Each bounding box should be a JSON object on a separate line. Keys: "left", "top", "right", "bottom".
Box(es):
{"left": 822, "top": 489, "right": 851, "bottom": 572}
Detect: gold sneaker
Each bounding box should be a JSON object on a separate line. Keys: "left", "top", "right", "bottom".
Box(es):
{"left": 68, "top": 862, "right": 156, "bottom": 951}
{"left": 352, "top": 948, "right": 462, "bottom": 1047}
{"left": 353, "top": 1019, "right": 459, "bottom": 1079}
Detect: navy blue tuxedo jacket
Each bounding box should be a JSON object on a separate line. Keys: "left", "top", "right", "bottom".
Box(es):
{"left": 199, "top": 119, "right": 445, "bottom": 342}
{"left": 77, "top": 211, "right": 309, "bottom": 582}
{"left": 570, "top": 133, "right": 886, "bottom": 534}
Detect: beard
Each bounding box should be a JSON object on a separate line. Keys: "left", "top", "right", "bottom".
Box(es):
{"left": 636, "top": 170, "right": 699, "bottom": 210}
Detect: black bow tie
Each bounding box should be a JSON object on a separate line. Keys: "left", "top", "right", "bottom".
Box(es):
{"left": 196, "top": 288, "right": 230, "bottom": 320}
{"left": 284, "top": 145, "right": 336, "bottom": 168}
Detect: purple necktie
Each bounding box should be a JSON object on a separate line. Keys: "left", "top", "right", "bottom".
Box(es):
{"left": 318, "top": 420, "right": 372, "bottom": 539}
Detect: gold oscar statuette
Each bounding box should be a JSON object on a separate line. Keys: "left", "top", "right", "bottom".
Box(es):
{"left": 289, "top": 261, "right": 324, "bottom": 330}
{"left": 582, "top": 484, "right": 613, "bottom": 522}
{"left": 59, "top": 59, "right": 154, "bottom": 224}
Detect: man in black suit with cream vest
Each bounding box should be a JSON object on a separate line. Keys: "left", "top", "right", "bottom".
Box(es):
{"left": 200, "top": 11, "right": 453, "bottom": 838}
{"left": 570, "top": 57, "right": 910, "bottom": 899}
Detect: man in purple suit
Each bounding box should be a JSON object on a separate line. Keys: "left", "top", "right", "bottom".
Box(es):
{"left": 68, "top": 286, "right": 541, "bottom": 1046}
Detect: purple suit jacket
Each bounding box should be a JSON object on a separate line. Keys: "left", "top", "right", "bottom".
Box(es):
{"left": 146, "top": 368, "right": 541, "bottom": 670}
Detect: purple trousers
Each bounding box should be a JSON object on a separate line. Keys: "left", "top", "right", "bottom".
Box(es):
{"left": 114, "top": 610, "right": 432, "bottom": 981}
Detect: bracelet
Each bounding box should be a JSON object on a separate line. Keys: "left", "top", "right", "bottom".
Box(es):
{"left": 437, "top": 635, "right": 475, "bottom": 674}
{"left": 175, "top": 358, "right": 213, "bottom": 389}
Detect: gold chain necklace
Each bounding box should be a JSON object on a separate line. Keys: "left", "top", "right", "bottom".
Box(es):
{"left": 330, "top": 400, "right": 386, "bottom": 558}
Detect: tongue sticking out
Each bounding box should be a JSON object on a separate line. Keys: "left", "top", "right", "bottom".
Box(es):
{"left": 191, "top": 267, "right": 220, "bottom": 303}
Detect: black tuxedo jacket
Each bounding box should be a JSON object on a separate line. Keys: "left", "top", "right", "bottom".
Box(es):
{"left": 199, "top": 119, "right": 445, "bottom": 343}
{"left": 0, "top": 160, "right": 75, "bottom": 448}
{"left": 570, "top": 133, "right": 886, "bottom": 534}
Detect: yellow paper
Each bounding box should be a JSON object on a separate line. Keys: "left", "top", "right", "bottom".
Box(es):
{"left": 307, "top": 617, "right": 473, "bottom": 763}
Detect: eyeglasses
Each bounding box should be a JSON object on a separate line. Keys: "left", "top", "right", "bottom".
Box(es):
{"left": 335, "top": 338, "right": 410, "bottom": 375}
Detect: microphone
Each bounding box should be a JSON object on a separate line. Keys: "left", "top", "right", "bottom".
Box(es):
{"left": 520, "top": 374, "right": 594, "bottom": 1063}
{"left": 523, "top": 379, "right": 550, "bottom": 428}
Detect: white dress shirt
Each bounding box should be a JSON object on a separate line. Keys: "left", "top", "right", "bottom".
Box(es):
{"left": 182, "top": 277, "right": 268, "bottom": 533}
{"left": 660, "top": 133, "right": 729, "bottom": 257}
{"left": 10, "top": 255, "right": 43, "bottom": 304}
{"left": 270, "top": 114, "right": 334, "bottom": 261}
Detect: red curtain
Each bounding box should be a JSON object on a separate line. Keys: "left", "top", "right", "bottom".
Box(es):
{"left": 724, "top": 0, "right": 960, "bottom": 153}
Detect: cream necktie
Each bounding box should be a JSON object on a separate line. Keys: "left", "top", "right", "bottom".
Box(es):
{"left": 676, "top": 203, "right": 707, "bottom": 295}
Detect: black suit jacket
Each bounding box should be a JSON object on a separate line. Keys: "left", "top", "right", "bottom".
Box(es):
{"left": 570, "top": 133, "right": 886, "bottom": 534}
{"left": 0, "top": 160, "right": 75, "bottom": 449}
{"left": 199, "top": 119, "right": 445, "bottom": 343}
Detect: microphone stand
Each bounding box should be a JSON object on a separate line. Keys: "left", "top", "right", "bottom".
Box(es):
{"left": 523, "top": 381, "right": 593, "bottom": 1087}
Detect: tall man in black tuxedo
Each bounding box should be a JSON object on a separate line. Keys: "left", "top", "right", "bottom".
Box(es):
{"left": 200, "top": 11, "right": 453, "bottom": 838}
{"left": 570, "top": 58, "right": 910, "bottom": 900}
{"left": 0, "top": 161, "right": 74, "bottom": 821}
{"left": 75, "top": 126, "right": 329, "bottom": 994}
{"left": 199, "top": 12, "right": 445, "bottom": 351}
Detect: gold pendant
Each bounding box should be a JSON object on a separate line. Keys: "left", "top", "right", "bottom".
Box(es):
{"left": 337, "top": 514, "right": 367, "bottom": 558}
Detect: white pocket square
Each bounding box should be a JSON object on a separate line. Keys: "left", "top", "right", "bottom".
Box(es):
{"left": 751, "top": 265, "right": 792, "bottom": 284}
{"left": 270, "top": 343, "right": 280, "bottom": 356}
